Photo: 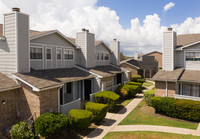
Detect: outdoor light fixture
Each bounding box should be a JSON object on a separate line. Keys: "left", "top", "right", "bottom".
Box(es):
{"left": 2, "top": 100, "right": 6, "bottom": 105}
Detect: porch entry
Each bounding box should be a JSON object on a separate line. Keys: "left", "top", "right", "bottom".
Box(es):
{"left": 116, "top": 73, "right": 122, "bottom": 84}
{"left": 84, "top": 79, "right": 92, "bottom": 100}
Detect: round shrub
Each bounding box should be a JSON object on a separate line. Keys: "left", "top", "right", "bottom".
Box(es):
{"left": 10, "top": 121, "right": 34, "bottom": 139}
{"left": 151, "top": 96, "right": 200, "bottom": 121}
{"left": 116, "top": 84, "right": 139, "bottom": 98}
{"left": 95, "top": 91, "right": 120, "bottom": 109}
{"left": 132, "top": 75, "right": 141, "bottom": 82}
{"left": 127, "top": 82, "right": 142, "bottom": 93}
{"left": 68, "top": 109, "right": 92, "bottom": 129}
{"left": 136, "top": 79, "right": 145, "bottom": 83}
{"left": 35, "top": 112, "right": 68, "bottom": 137}
{"left": 144, "top": 88, "right": 155, "bottom": 106}
{"left": 85, "top": 102, "right": 108, "bottom": 123}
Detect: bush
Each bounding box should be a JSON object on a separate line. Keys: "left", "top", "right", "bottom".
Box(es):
{"left": 95, "top": 91, "right": 120, "bottom": 110}
{"left": 85, "top": 102, "right": 108, "bottom": 123}
{"left": 35, "top": 112, "right": 68, "bottom": 137}
{"left": 116, "top": 84, "right": 139, "bottom": 98}
{"left": 68, "top": 109, "right": 92, "bottom": 129}
{"left": 132, "top": 75, "right": 141, "bottom": 82}
{"left": 10, "top": 121, "right": 34, "bottom": 139}
{"left": 144, "top": 88, "right": 155, "bottom": 105}
{"left": 127, "top": 82, "right": 142, "bottom": 93}
{"left": 136, "top": 79, "right": 145, "bottom": 83}
{"left": 151, "top": 97, "right": 200, "bottom": 121}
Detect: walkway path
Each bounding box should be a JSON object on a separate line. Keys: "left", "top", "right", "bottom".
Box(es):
{"left": 84, "top": 85, "right": 200, "bottom": 139}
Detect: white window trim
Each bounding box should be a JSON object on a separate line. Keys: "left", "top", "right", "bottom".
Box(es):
{"left": 30, "top": 46, "right": 44, "bottom": 61}
{"left": 64, "top": 48, "right": 74, "bottom": 61}
{"left": 45, "top": 46, "right": 52, "bottom": 69}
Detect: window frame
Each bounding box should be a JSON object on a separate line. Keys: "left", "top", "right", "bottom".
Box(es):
{"left": 46, "top": 47, "right": 52, "bottom": 61}
{"left": 30, "top": 46, "right": 43, "bottom": 60}
{"left": 185, "top": 52, "right": 200, "bottom": 61}
{"left": 105, "top": 54, "right": 109, "bottom": 60}
{"left": 64, "top": 49, "right": 74, "bottom": 61}
{"left": 56, "top": 48, "right": 62, "bottom": 61}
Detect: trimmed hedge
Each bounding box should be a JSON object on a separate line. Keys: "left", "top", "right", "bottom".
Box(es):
{"left": 144, "top": 87, "right": 155, "bottom": 106}
{"left": 116, "top": 84, "right": 139, "bottom": 98}
{"left": 95, "top": 91, "right": 120, "bottom": 110}
{"left": 136, "top": 79, "right": 145, "bottom": 83}
{"left": 151, "top": 97, "right": 200, "bottom": 121}
{"left": 68, "top": 109, "right": 92, "bottom": 129}
{"left": 127, "top": 82, "right": 142, "bottom": 93}
{"left": 10, "top": 121, "right": 34, "bottom": 139}
{"left": 85, "top": 102, "right": 108, "bottom": 123}
{"left": 132, "top": 75, "right": 141, "bottom": 82}
{"left": 35, "top": 112, "right": 68, "bottom": 137}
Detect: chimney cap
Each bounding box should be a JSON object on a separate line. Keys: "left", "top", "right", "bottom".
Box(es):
{"left": 113, "top": 38, "right": 117, "bottom": 41}
{"left": 86, "top": 29, "right": 89, "bottom": 32}
{"left": 12, "top": 7, "right": 20, "bottom": 12}
{"left": 82, "top": 28, "right": 86, "bottom": 32}
{"left": 167, "top": 27, "right": 172, "bottom": 31}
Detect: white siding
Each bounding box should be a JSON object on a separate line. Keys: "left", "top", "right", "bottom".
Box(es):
{"left": 0, "top": 13, "right": 17, "bottom": 75}
{"left": 162, "top": 31, "right": 176, "bottom": 71}
{"left": 86, "top": 33, "right": 95, "bottom": 68}
{"left": 95, "top": 43, "right": 111, "bottom": 66}
{"left": 76, "top": 32, "right": 86, "bottom": 67}
{"left": 109, "top": 40, "right": 120, "bottom": 66}
{"left": 17, "top": 13, "right": 29, "bottom": 73}
{"left": 31, "top": 61, "right": 43, "bottom": 70}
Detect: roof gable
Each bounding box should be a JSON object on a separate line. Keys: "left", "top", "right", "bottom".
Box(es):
{"left": 95, "top": 41, "right": 112, "bottom": 53}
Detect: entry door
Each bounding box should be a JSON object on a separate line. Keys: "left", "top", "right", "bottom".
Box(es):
{"left": 117, "top": 73, "right": 122, "bottom": 84}
{"left": 84, "top": 79, "right": 92, "bottom": 100}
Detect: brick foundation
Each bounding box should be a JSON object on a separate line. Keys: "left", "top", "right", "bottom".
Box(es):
{"left": 155, "top": 81, "right": 176, "bottom": 97}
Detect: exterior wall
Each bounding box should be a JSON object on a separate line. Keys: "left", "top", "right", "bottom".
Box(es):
{"left": 146, "top": 52, "right": 162, "bottom": 68}
{"left": 163, "top": 31, "right": 176, "bottom": 71}
{"left": 76, "top": 32, "right": 86, "bottom": 67}
{"left": 0, "top": 89, "right": 20, "bottom": 132}
{"left": 95, "top": 44, "right": 111, "bottom": 66}
{"left": 17, "top": 13, "right": 29, "bottom": 73}
{"left": 155, "top": 81, "right": 176, "bottom": 97}
{"left": 110, "top": 40, "right": 120, "bottom": 66}
{"left": 86, "top": 32, "right": 95, "bottom": 68}
{"left": 175, "top": 51, "right": 184, "bottom": 68}
{"left": 121, "top": 63, "right": 138, "bottom": 77}
{"left": 184, "top": 43, "right": 200, "bottom": 70}
{"left": 30, "top": 33, "right": 76, "bottom": 70}
{"left": 100, "top": 76, "right": 113, "bottom": 91}
{"left": 0, "top": 13, "right": 17, "bottom": 75}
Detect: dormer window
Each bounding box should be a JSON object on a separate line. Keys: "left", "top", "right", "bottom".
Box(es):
{"left": 186, "top": 52, "right": 200, "bottom": 61}
{"left": 30, "top": 47, "right": 42, "bottom": 59}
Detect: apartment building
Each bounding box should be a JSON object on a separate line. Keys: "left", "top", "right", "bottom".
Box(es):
{"left": 0, "top": 8, "right": 130, "bottom": 131}
{"left": 152, "top": 27, "right": 200, "bottom": 101}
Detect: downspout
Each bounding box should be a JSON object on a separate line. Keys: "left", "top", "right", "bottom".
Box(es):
{"left": 165, "top": 81, "right": 168, "bottom": 97}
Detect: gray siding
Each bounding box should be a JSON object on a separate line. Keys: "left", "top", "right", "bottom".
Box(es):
{"left": 109, "top": 40, "right": 120, "bottom": 66}
{"left": 76, "top": 32, "right": 86, "bottom": 67}
{"left": 17, "top": 13, "right": 29, "bottom": 73}
{"left": 31, "top": 61, "right": 43, "bottom": 70}
{"left": 163, "top": 31, "right": 176, "bottom": 71}
{"left": 175, "top": 51, "right": 184, "bottom": 68}
{"left": 86, "top": 33, "right": 95, "bottom": 68}
{"left": 0, "top": 13, "right": 17, "bottom": 75}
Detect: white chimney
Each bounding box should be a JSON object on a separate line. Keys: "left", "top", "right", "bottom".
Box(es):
{"left": 76, "top": 29, "right": 95, "bottom": 68}
{"left": 134, "top": 52, "right": 139, "bottom": 60}
{"left": 110, "top": 39, "right": 120, "bottom": 66}
{"left": 162, "top": 28, "right": 176, "bottom": 71}
{"left": 0, "top": 8, "right": 30, "bottom": 75}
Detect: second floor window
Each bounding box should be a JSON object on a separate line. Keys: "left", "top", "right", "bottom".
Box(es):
{"left": 186, "top": 52, "right": 200, "bottom": 61}
{"left": 46, "top": 48, "right": 51, "bottom": 60}
{"left": 105, "top": 54, "right": 109, "bottom": 60}
{"left": 57, "top": 49, "right": 61, "bottom": 60}
{"left": 30, "top": 47, "right": 42, "bottom": 59}
{"left": 64, "top": 50, "right": 73, "bottom": 60}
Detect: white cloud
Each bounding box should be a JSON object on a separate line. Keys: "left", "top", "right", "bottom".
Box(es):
{"left": 0, "top": 0, "right": 200, "bottom": 56}
{"left": 164, "top": 2, "right": 175, "bottom": 12}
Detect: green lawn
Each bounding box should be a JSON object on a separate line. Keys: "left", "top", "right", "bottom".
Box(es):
{"left": 142, "top": 81, "right": 154, "bottom": 88}
{"left": 103, "top": 131, "right": 200, "bottom": 139}
{"left": 119, "top": 99, "right": 198, "bottom": 130}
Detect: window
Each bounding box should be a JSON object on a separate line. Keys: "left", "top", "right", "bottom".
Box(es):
{"left": 105, "top": 54, "right": 109, "bottom": 60}
{"left": 30, "top": 47, "right": 42, "bottom": 59}
{"left": 97, "top": 53, "right": 99, "bottom": 60}
{"left": 101, "top": 53, "right": 104, "bottom": 60}
{"left": 186, "top": 52, "right": 200, "bottom": 61}
{"left": 46, "top": 48, "right": 51, "bottom": 60}
{"left": 65, "top": 82, "right": 72, "bottom": 94}
{"left": 182, "top": 83, "right": 200, "bottom": 97}
{"left": 57, "top": 49, "right": 61, "bottom": 60}
{"left": 64, "top": 49, "right": 73, "bottom": 60}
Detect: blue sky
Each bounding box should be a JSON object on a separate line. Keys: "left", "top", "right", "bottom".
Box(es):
{"left": 0, "top": 0, "right": 200, "bottom": 56}
{"left": 97, "top": 0, "right": 200, "bottom": 28}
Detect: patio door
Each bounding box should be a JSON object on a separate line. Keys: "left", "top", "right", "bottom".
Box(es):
{"left": 84, "top": 79, "right": 92, "bottom": 100}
